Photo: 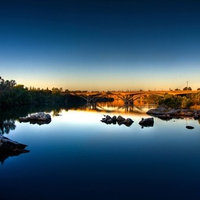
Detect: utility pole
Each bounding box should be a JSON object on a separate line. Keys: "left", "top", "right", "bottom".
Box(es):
{"left": 187, "top": 81, "right": 188, "bottom": 89}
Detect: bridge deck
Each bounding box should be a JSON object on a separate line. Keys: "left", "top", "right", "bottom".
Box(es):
{"left": 62, "top": 90, "right": 199, "bottom": 96}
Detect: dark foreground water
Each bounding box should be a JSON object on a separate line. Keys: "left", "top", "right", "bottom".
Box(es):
{"left": 1, "top": 105, "right": 200, "bottom": 200}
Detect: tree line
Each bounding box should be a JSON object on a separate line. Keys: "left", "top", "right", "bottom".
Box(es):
{"left": 0, "top": 77, "right": 71, "bottom": 109}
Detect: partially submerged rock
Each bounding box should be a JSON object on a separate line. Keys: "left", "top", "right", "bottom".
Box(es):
{"left": 101, "top": 115, "right": 134, "bottom": 127}
{"left": 147, "top": 104, "right": 169, "bottom": 116}
{"left": 116, "top": 115, "right": 125, "bottom": 122}
{"left": 123, "top": 118, "right": 134, "bottom": 126}
{"left": 101, "top": 115, "right": 112, "bottom": 124}
{"left": 147, "top": 104, "right": 200, "bottom": 120}
{"left": 19, "top": 112, "right": 51, "bottom": 125}
{"left": 0, "top": 138, "right": 29, "bottom": 164}
{"left": 0, "top": 135, "right": 29, "bottom": 155}
{"left": 139, "top": 117, "right": 154, "bottom": 128}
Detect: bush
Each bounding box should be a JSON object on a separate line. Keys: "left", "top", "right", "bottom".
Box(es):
{"left": 158, "top": 94, "right": 182, "bottom": 108}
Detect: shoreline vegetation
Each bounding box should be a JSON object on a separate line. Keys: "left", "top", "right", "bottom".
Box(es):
{"left": 1, "top": 77, "right": 200, "bottom": 115}
{"left": 0, "top": 77, "right": 85, "bottom": 109}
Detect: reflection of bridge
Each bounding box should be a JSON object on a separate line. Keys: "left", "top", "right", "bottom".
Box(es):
{"left": 82, "top": 102, "right": 151, "bottom": 113}
{"left": 62, "top": 90, "right": 199, "bottom": 105}
{"left": 71, "top": 102, "right": 152, "bottom": 114}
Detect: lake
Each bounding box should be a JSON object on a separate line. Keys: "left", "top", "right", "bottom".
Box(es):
{"left": 1, "top": 103, "right": 200, "bottom": 200}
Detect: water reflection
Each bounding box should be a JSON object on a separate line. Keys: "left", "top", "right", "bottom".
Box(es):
{"left": 0, "top": 119, "right": 16, "bottom": 134}
{"left": 1, "top": 103, "right": 200, "bottom": 199}
{"left": 0, "top": 105, "right": 63, "bottom": 131}
{"left": 71, "top": 100, "right": 156, "bottom": 114}
{"left": 0, "top": 148, "right": 29, "bottom": 165}
{"left": 0, "top": 105, "right": 66, "bottom": 163}
{"left": 51, "top": 108, "right": 63, "bottom": 116}
{"left": 20, "top": 119, "right": 51, "bottom": 126}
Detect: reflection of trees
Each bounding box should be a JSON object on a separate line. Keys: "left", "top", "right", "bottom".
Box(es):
{"left": 0, "top": 119, "right": 16, "bottom": 134}
{"left": 0, "top": 104, "right": 69, "bottom": 134}
{"left": 52, "top": 108, "right": 63, "bottom": 116}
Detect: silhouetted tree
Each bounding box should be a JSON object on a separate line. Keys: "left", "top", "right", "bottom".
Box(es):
{"left": 183, "top": 86, "right": 192, "bottom": 90}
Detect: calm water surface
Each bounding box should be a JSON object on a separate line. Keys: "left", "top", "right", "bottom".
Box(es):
{"left": 1, "top": 105, "right": 200, "bottom": 200}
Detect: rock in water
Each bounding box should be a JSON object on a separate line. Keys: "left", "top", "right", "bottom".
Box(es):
{"left": 186, "top": 125, "right": 194, "bottom": 130}
{"left": 101, "top": 115, "right": 134, "bottom": 126}
{"left": 101, "top": 115, "right": 111, "bottom": 123}
{"left": 0, "top": 135, "right": 29, "bottom": 154}
{"left": 139, "top": 117, "right": 154, "bottom": 127}
{"left": 116, "top": 115, "right": 125, "bottom": 122}
{"left": 19, "top": 112, "right": 51, "bottom": 125}
{"left": 123, "top": 118, "right": 134, "bottom": 127}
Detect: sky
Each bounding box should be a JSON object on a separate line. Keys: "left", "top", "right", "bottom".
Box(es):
{"left": 0, "top": 0, "right": 200, "bottom": 91}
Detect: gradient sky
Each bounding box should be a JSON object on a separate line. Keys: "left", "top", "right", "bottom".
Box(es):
{"left": 1, "top": 0, "right": 200, "bottom": 91}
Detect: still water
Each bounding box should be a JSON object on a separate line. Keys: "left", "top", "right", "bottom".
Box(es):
{"left": 1, "top": 103, "right": 200, "bottom": 200}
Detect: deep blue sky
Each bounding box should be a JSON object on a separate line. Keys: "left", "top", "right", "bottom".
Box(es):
{"left": 1, "top": 0, "right": 200, "bottom": 90}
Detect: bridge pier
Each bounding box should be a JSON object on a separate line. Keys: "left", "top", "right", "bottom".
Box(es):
{"left": 85, "top": 95, "right": 100, "bottom": 104}
{"left": 123, "top": 99, "right": 133, "bottom": 106}
{"left": 117, "top": 94, "right": 134, "bottom": 106}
